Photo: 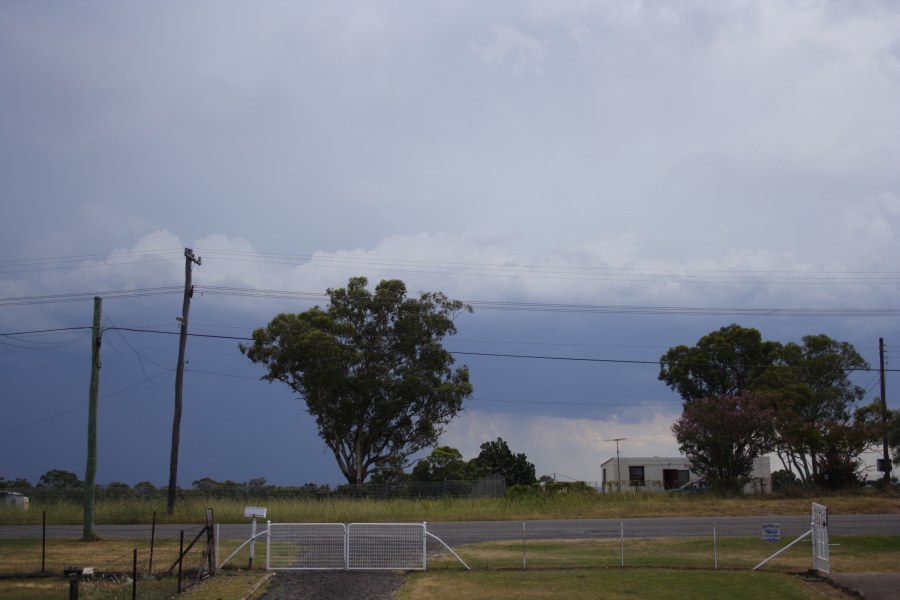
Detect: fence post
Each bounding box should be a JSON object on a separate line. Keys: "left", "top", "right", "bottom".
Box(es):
{"left": 149, "top": 511, "right": 157, "bottom": 576}
{"left": 620, "top": 522, "right": 624, "bottom": 568}
{"left": 178, "top": 530, "right": 184, "bottom": 594}
{"left": 132, "top": 548, "right": 137, "bottom": 600}
{"left": 206, "top": 507, "right": 217, "bottom": 576}
{"left": 522, "top": 522, "right": 527, "bottom": 571}
{"left": 68, "top": 574, "right": 78, "bottom": 600}
{"left": 713, "top": 523, "right": 718, "bottom": 570}
{"left": 42, "top": 511, "right": 47, "bottom": 575}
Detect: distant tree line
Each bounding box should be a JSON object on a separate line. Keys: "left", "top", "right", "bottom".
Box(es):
{"left": 1, "top": 436, "right": 543, "bottom": 500}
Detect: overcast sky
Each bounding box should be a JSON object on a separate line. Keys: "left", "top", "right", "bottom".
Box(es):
{"left": 2, "top": 1, "right": 899, "bottom": 487}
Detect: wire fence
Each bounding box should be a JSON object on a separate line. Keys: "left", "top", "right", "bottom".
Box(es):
{"left": 4, "top": 478, "right": 506, "bottom": 502}
{"left": 422, "top": 519, "right": 832, "bottom": 573}
{"left": 0, "top": 513, "right": 210, "bottom": 600}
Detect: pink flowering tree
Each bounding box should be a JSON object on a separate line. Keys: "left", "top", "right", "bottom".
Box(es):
{"left": 672, "top": 392, "right": 775, "bottom": 494}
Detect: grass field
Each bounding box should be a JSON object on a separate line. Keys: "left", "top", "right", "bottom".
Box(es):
{"left": 398, "top": 569, "right": 851, "bottom": 600}
{"left": 1, "top": 490, "right": 898, "bottom": 599}
{"left": 2, "top": 487, "right": 899, "bottom": 526}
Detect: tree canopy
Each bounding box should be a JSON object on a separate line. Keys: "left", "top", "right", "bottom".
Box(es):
{"left": 661, "top": 326, "right": 879, "bottom": 489}
{"left": 659, "top": 324, "right": 781, "bottom": 402}
{"left": 672, "top": 392, "right": 774, "bottom": 493}
{"left": 764, "top": 335, "right": 876, "bottom": 488}
{"left": 410, "top": 446, "right": 470, "bottom": 482}
{"left": 241, "top": 276, "right": 473, "bottom": 484}
{"left": 37, "top": 469, "right": 80, "bottom": 489}
{"left": 469, "top": 437, "right": 537, "bottom": 487}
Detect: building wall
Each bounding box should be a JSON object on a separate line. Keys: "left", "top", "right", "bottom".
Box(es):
{"left": 600, "top": 456, "right": 772, "bottom": 494}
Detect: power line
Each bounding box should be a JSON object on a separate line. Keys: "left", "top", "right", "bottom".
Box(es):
{"left": 198, "top": 285, "right": 900, "bottom": 317}
{"left": 0, "top": 287, "right": 183, "bottom": 307}
{"left": 6, "top": 246, "right": 900, "bottom": 286}
{"left": 0, "top": 374, "right": 175, "bottom": 437}
{"left": 5, "top": 325, "right": 899, "bottom": 373}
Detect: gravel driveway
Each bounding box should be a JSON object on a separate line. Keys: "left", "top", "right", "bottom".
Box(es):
{"left": 257, "top": 571, "right": 407, "bottom": 600}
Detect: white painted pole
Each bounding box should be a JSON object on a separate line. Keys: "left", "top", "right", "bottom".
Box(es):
{"left": 522, "top": 522, "right": 527, "bottom": 571}
{"left": 713, "top": 523, "right": 718, "bottom": 570}
{"left": 249, "top": 516, "right": 257, "bottom": 569}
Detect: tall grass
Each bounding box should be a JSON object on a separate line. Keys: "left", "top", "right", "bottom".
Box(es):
{"left": 2, "top": 487, "right": 898, "bottom": 526}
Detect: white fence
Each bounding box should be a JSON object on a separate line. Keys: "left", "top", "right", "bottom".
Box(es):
{"left": 267, "top": 522, "right": 441, "bottom": 571}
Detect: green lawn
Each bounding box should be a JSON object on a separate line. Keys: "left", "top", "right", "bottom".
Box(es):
{"left": 399, "top": 569, "right": 847, "bottom": 600}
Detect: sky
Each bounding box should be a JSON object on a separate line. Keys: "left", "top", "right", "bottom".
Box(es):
{"left": 2, "top": 0, "right": 899, "bottom": 488}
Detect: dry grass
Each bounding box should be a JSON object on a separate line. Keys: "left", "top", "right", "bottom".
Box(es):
{"left": 426, "top": 534, "right": 900, "bottom": 573}
{"left": 3, "top": 488, "right": 898, "bottom": 526}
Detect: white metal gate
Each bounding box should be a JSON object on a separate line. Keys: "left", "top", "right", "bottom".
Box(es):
{"left": 811, "top": 503, "right": 830, "bottom": 573}
{"left": 348, "top": 523, "right": 426, "bottom": 570}
{"left": 268, "top": 523, "right": 348, "bottom": 570}
{"left": 266, "top": 522, "right": 428, "bottom": 571}
{"left": 263, "top": 522, "right": 469, "bottom": 571}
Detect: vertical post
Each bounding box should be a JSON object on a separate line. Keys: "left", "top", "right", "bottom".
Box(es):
{"left": 620, "top": 522, "right": 624, "bottom": 567}
{"left": 41, "top": 511, "right": 46, "bottom": 574}
{"left": 423, "top": 522, "right": 428, "bottom": 571}
{"left": 178, "top": 530, "right": 184, "bottom": 594}
{"left": 206, "top": 507, "right": 217, "bottom": 576}
{"left": 266, "top": 520, "right": 271, "bottom": 571}
{"left": 149, "top": 511, "right": 156, "bottom": 576}
{"left": 713, "top": 523, "right": 718, "bottom": 570}
{"left": 68, "top": 574, "right": 79, "bottom": 600}
{"left": 132, "top": 548, "right": 137, "bottom": 600}
{"left": 216, "top": 523, "right": 221, "bottom": 571}
{"left": 83, "top": 297, "right": 102, "bottom": 540}
{"left": 880, "top": 338, "right": 891, "bottom": 486}
{"left": 248, "top": 517, "right": 257, "bottom": 569}
{"left": 167, "top": 248, "right": 201, "bottom": 514}
{"left": 522, "top": 521, "right": 527, "bottom": 571}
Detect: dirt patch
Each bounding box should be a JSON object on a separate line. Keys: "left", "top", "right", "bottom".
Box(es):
{"left": 257, "top": 571, "right": 406, "bottom": 600}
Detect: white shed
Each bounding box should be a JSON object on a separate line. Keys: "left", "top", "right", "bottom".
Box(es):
{"left": 1, "top": 491, "right": 30, "bottom": 509}
{"left": 600, "top": 456, "right": 771, "bottom": 494}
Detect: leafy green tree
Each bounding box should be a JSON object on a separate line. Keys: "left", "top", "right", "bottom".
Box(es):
{"left": 38, "top": 469, "right": 80, "bottom": 489}
{"left": 661, "top": 327, "right": 878, "bottom": 490}
{"left": 770, "top": 469, "right": 798, "bottom": 492}
{"left": 134, "top": 481, "right": 157, "bottom": 497}
{"left": 241, "top": 276, "right": 473, "bottom": 484}
{"left": 192, "top": 477, "right": 220, "bottom": 492}
{"left": 410, "top": 446, "right": 470, "bottom": 482}
{"left": 659, "top": 324, "right": 781, "bottom": 402}
{"left": 672, "top": 392, "right": 775, "bottom": 494}
{"left": 766, "top": 335, "right": 877, "bottom": 488}
{"left": 470, "top": 437, "right": 536, "bottom": 487}
{"left": 0, "top": 476, "right": 31, "bottom": 489}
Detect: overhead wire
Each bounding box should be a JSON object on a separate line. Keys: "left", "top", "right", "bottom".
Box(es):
{"left": 4, "top": 246, "right": 900, "bottom": 286}
{"left": 104, "top": 315, "right": 173, "bottom": 385}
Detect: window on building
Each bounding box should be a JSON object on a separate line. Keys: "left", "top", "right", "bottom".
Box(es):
{"left": 629, "top": 466, "right": 645, "bottom": 486}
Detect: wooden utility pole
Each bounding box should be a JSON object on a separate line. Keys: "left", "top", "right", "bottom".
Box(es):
{"left": 880, "top": 338, "right": 891, "bottom": 486}
{"left": 167, "top": 248, "right": 201, "bottom": 514}
{"left": 83, "top": 296, "right": 102, "bottom": 540}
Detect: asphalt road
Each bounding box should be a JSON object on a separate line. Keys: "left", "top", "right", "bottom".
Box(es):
{"left": 3, "top": 514, "right": 899, "bottom": 543}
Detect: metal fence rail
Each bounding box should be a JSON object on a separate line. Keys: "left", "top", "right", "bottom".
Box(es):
{"left": 267, "top": 523, "right": 347, "bottom": 570}
{"left": 347, "top": 523, "right": 425, "bottom": 570}
{"left": 265, "top": 522, "right": 427, "bottom": 571}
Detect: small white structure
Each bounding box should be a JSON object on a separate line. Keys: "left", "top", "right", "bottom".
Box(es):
{"left": 1, "top": 491, "right": 30, "bottom": 509}
{"left": 600, "top": 456, "right": 771, "bottom": 494}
